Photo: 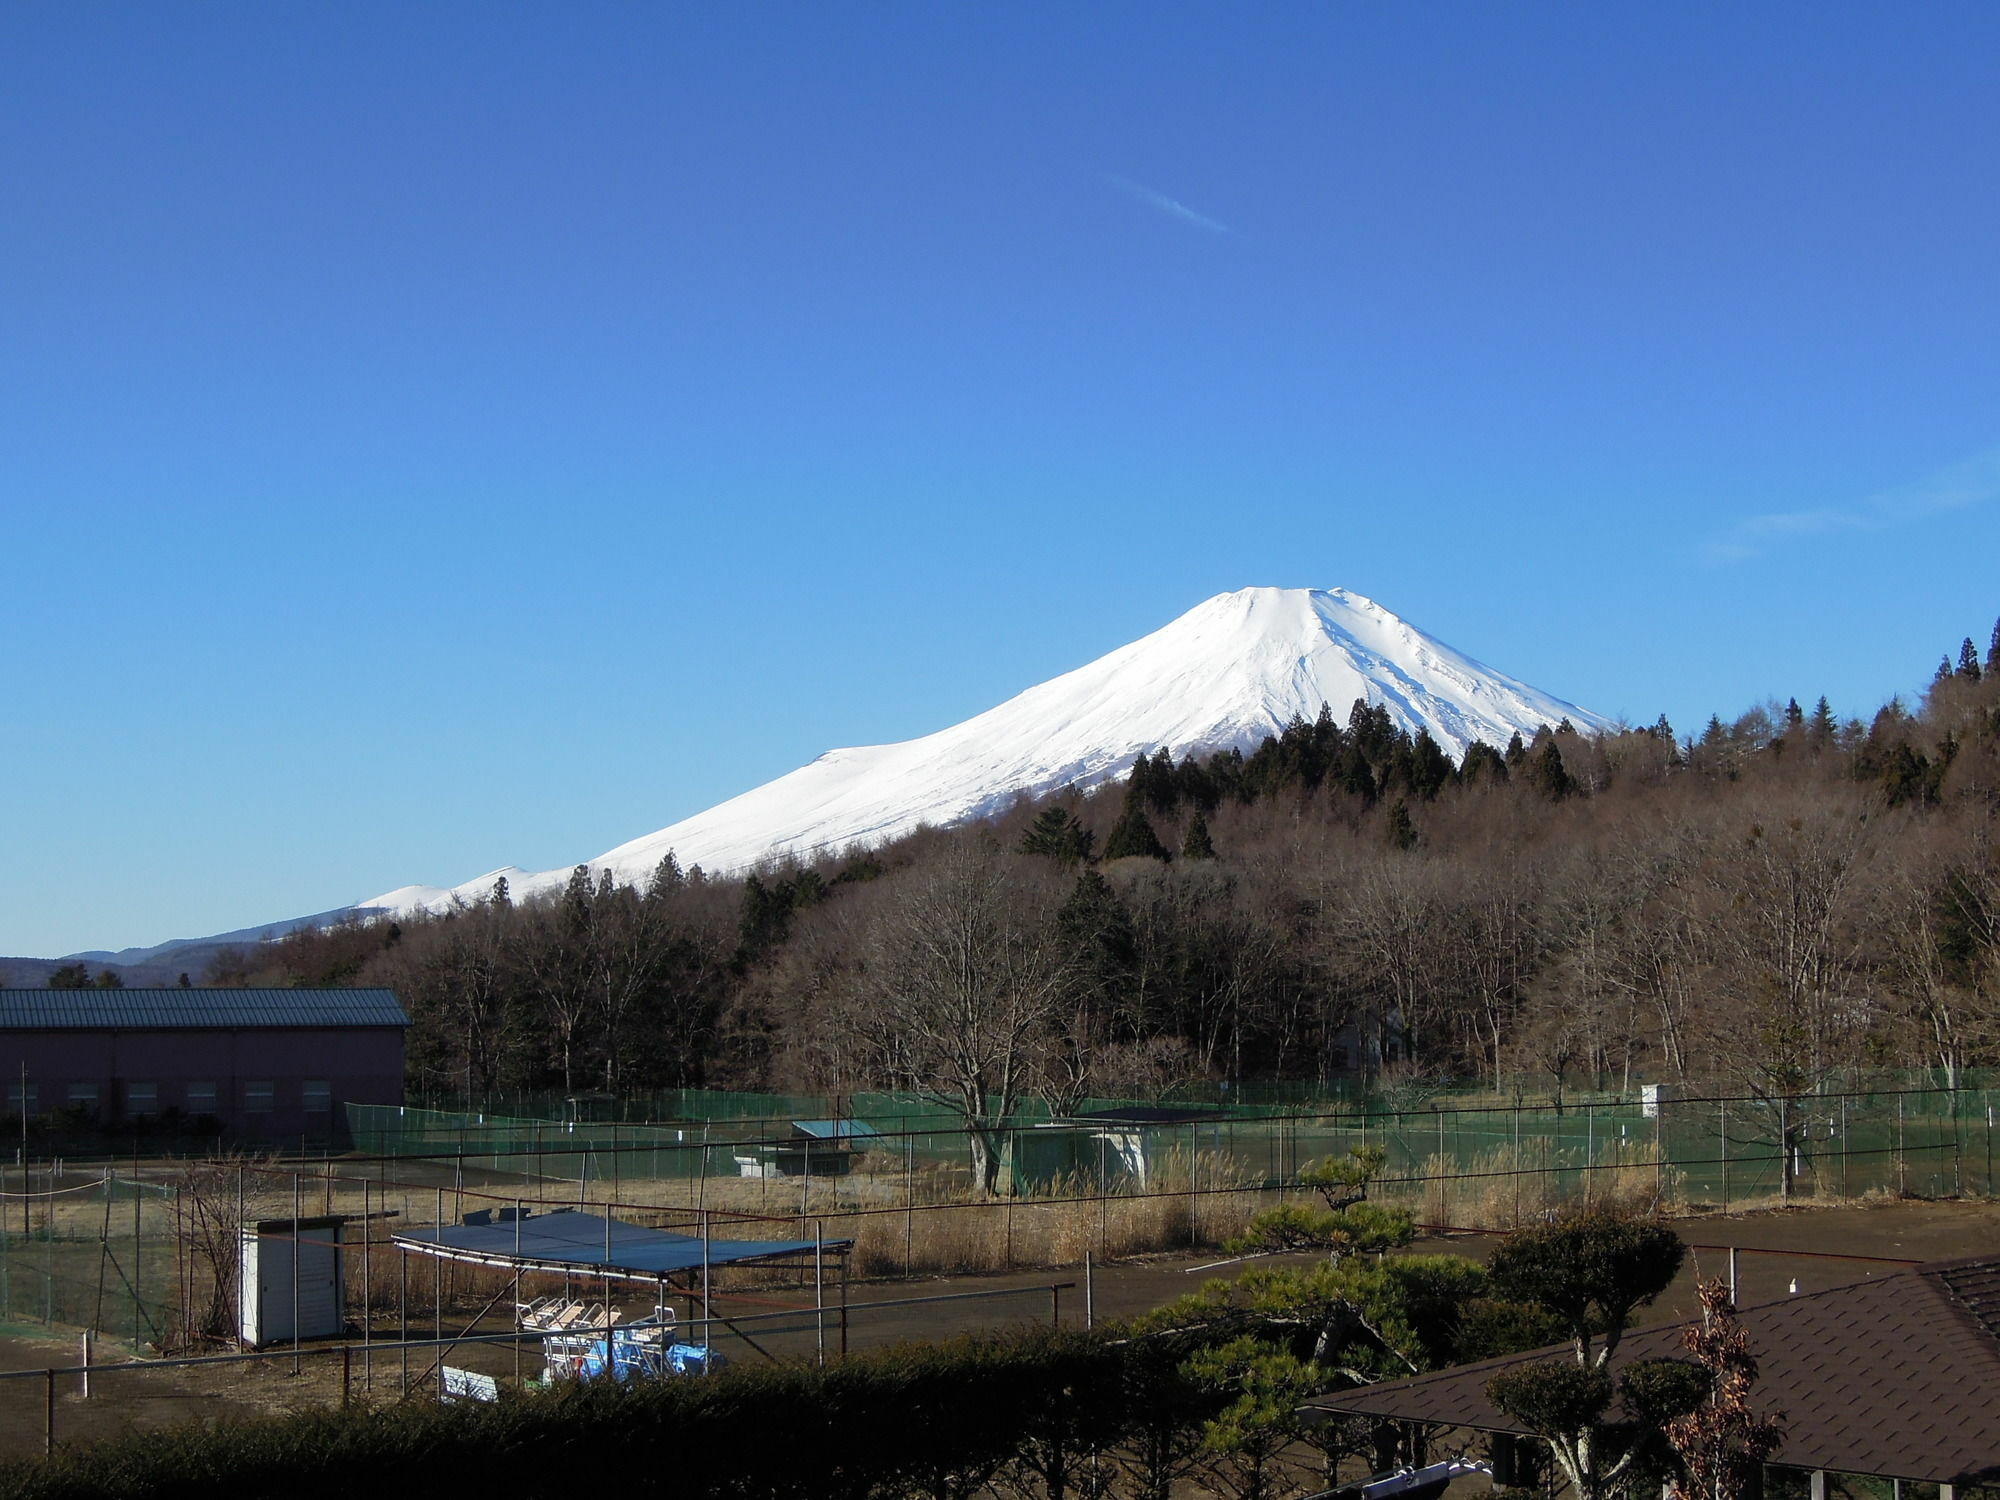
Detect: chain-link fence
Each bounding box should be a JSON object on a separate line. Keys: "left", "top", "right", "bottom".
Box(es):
{"left": 3, "top": 1082, "right": 1994, "bottom": 1353}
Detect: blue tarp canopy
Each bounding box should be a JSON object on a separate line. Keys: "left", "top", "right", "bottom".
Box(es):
{"left": 391, "top": 1208, "right": 849, "bottom": 1279}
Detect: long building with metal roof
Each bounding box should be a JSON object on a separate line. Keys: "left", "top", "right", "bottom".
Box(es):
{"left": 0, "top": 987, "right": 408, "bottom": 1145}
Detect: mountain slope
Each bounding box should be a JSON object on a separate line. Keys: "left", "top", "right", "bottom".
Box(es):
{"left": 360, "top": 587, "right": 1611, "bottom": 916}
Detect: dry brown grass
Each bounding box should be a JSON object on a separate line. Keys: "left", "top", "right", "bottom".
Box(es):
{"left": 1364, "top": 1140, "right": 1682, "bottom": 1231}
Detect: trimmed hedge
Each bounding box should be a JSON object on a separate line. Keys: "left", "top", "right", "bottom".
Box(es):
{"left": 0, "top": 1331, "right": 1209, "bottom": 1500}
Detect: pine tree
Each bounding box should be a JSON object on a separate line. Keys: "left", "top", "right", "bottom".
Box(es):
{"left": 1145, "top": 748, "right": 1179, "bottom": 813}
{"left": 1020, "top": 805, "right": 1095, "bottom": 866}
{"left": 1409, "top": 728, "right": 1456, "bottom": 800}
{"left": 1461, "top": 741, "right": 1509, "bottom": 784}
{"left": 1989, "top": 617, "right": 2000, "bottom": 673}
{"left": 1175, "top": 753, "right": 1219, "bottom": 812}
{"left": 1530, "top": 739, "right": 1574, "bottom": 800}
{"left": 1784, "top": 698, "right": 1804, "bottom": 729}
{"left": 1651, "top": 715, "right": 1675, "bottom": 743}
{"left": 1958, "top": 638, "right": 1983, "bottom": 682}
{"left": 1936, "top": 655, "right": 1954, "bottom": 684}
{"left": 1103, "top": 802, "right": 1170, "bottom": 861}
{"left": 1338, "top": 742, "right": 1378, "bottom": 803}
{"left": 738, "top": 874, "right": 794, "bottom": 955}
{"left": 1505, "top": 732, "right": 1527, "bottom": 768}
{"left": 1181, "top": 814, "right": 1216, "bottom": 860}
{"left": 1808, "top": 696, "right": 1836, "bottom": 746}
{"left": 1385, "top": 799, "right": 1418, "bottom": 851}
{"left": 649, "top": 851, "right": 685, "bottom": 898}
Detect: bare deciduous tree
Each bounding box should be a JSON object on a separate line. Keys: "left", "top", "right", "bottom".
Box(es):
{"left": 855, "top": 843, "right": 1077, "bottom": 1195}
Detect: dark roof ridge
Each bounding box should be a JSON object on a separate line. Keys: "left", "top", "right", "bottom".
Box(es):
{"left": 1913, "top": 1251, "right": 2000, "bottom": 1275}
{"left": 1919, "top": 1256, "right": 2000, "bottom": 1348}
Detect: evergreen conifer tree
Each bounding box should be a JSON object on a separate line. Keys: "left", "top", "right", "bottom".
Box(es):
{"left": 1019, "top": 805, "right": 1096, "bottom": 867}
{"left": 1989, "top": 618, "right": 2000, "bottom": 673}
{"left": 1338, "top": 742, "right": 1378, "bottom": 803}
{"left": 1096, "top": 768, "right": 1168, "bottom": 864}
{"left": 1103, "top": 802, "right": 1170, "bottom": 861}
{"left": 1652, "top": 715, "right": 1675, "bottom": 743}
{"left": 1181, "top": 813, "right": 1217, "bottom": 860}
{"left": 1461, "top": 741, "right": 1509, "bottom": 784}
{"left": 1409, "top": 728, "right": 1456, "bottom": 800}
{"left": 1784, "top": 698, "right": 1804, "bottom": 729}
{"left": 1057, "top": 869, "right": 1137, "bottom": 1003}
{"left": 1958, "top": 638, "right": 1983, "bottom": 682}
{"left": 1505, "top": 732, "right": 1528, "bottom": 768}
{"left": 1175, "top": 753, "right": 1219, "bottom": 812}
{"left": 1936, "top": 655, "right": 1955, "bottom": 684}
{"left": 1145, "top": 748, "right": 1180, "bottom": 813}
{"left": 1530, "top": 740, "right": 1574, "bottom": 800}
{"left": 1808, "top": 696, "right": 1836, "bottom": 746}
{"left": 1386, "top": 799, "right": 1418, "bottom": 851}
{"left": 648, "top": 851, "right": 685, "bottom": 899}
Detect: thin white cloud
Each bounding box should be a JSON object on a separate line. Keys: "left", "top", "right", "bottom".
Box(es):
{"left": 1705, "top": 448, "right": 2000, "bottom": 564}
{"left": 1107, "top": 175, "right": 1230, "bottom": 234}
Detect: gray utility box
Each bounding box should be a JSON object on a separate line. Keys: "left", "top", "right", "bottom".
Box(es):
{"left": 239, "top": 1215, "right": 346, "bottom": 1348}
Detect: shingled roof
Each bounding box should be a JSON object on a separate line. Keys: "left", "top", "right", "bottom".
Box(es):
{"left": 1306, "top": 1256, "right": 2000, "bottom": 1485}
{"left": 0, "top": 988, "right": 409, "bottom": 1030}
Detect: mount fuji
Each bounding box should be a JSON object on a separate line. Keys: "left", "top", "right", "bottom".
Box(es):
{"left": 357, "top": 587, "right": 1613, "bottom": 919}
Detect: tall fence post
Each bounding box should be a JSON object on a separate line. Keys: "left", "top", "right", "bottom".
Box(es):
{"left": 1841, "top": 1095, "right": 1851, "bottom": 1200}
{"left": 1720, "top": 1099, "right": 1729, "bottom": 1213}
{"left": 1953, "top": 1085, "right": 1964, "bottom": 1198}
{"left": 1778, "top": 1096, "right": 1790, "bottom": 1207}
{"left": 1437, "top": 1109, "right": 1447, "bottom": 1226}
{"left": 291, "top": 1173, "right": 302, "bottom": 1376}
{"left": 1898, "top": 1095, "right": 1907, "bottom": 1196}
{"left": 1654, "top": 1103, "right": 1666, "bottom": 1206}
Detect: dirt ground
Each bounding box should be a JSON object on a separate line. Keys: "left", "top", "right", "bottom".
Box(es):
{"left": 1, "top": 1196, "right": 1994, "bottom": 1463}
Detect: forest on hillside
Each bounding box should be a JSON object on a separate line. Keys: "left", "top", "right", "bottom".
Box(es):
{"left": 209, "top": 619, "right": 2000, "bottom": 1123}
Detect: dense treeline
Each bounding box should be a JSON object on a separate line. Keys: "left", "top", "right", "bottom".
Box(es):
{"left": 220, "top": 618, "right": 2000, "bottom": 1116}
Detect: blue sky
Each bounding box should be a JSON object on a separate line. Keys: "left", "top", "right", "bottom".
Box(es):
{"left": 4, "top": 3, "right": 1998, "bottom": 957}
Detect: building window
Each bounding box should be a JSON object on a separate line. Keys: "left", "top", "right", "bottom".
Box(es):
{"left": 6, "top": 1083, "right": 38, "bottom": 1116}
{"left": 125, "top": 1081, "right": 158, "bottom": 1117}
{"left": 302, "top": 1080, "right": 332, "bottom": 1115}
{"left": 185, "top": 1081, "right": 217, "bottom": 1116}
{"left": 243, "top": 1081, "right": 274, "bottom": 1115}
{"left": 67, "top": 1082, "right": 99, "bottom": 1114}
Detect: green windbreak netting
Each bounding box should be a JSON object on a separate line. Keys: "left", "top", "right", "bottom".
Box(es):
{"left": 349, "top": 1080, "right": 2000, "bottom": 1208}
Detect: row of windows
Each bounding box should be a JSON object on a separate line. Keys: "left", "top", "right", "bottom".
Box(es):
{"left": 6, "top": 1080, "right": 333, "bottom": 1116}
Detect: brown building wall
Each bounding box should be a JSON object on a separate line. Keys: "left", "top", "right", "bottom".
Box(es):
{"left": 0, "top": 1027, "right": 404, "bottom": 1140}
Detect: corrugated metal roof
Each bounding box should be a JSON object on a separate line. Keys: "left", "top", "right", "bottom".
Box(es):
{"left": 0, "top": 988, "right": 409, "bottom": 1030}
{"left": 791, "top": 1119, "right": 881, "bottom": 1140}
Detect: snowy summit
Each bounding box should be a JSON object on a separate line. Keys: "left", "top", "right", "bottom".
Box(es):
{"left": 361, "top": 587, "right": 1609, "bottom": 916}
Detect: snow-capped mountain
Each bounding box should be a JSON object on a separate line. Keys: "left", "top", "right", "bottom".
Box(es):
{"left": 357, "top": 587, "right": 1611, "bottom": 918}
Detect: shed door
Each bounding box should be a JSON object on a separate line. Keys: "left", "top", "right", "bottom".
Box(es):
{"left": 239, "top": 1225, "right": 342, "bottom": 1347}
